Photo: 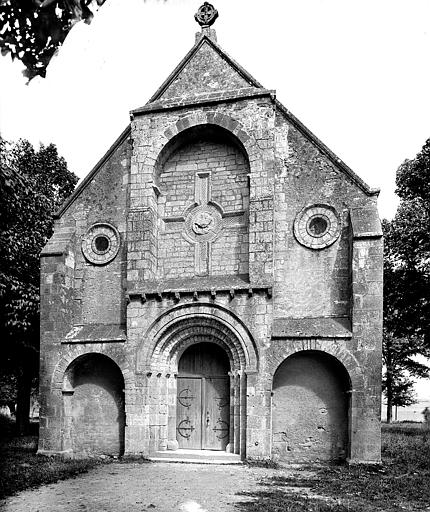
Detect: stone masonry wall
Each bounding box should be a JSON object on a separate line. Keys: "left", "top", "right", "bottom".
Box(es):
{"left": 38, "top": 134, "right": 131, "bottom": 454}
{"left": 71, "top": 137, "right": 130, "bottom": 326}
{"left": 270, "top": 110, "right": 383, "bottom": 462}
{"left": 272, "top": 351, "right": 349, "bottom": 462}
{"left": 350, "top": 234, "right": 383, "bottom": 461}
{"left": 39, "top": 240, "right": 76, "bottom": 452}
{"left": 273, "top": 113, "right": 365, "bottom": 318}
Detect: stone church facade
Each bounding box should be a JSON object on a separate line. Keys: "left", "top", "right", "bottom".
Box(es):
{"left": 38, "top": 5, "right": 383, "bottom": 463}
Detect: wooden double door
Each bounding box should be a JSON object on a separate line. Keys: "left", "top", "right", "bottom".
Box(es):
{"left": 176, "top": 343, "right": 230, "bottom": 451}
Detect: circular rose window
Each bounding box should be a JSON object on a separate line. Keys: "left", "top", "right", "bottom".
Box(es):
{"left": 293, "top": 204, "right": 341, "bottom": 250}
{"left": 82, "top": 223, "right": 120, "bottom": 265}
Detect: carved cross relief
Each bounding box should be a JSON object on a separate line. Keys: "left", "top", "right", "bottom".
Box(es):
{"left": 163, "top": 171, "right": 246, "bottom": 276}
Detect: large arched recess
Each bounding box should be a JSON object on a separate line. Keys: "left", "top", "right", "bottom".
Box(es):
{"left": 62, "top": 353, "right": 125, "bottom": 457}
{"left": 154, "top": 121, "right": 251, "bottom": 279}
{"left": 149, "top": 111, "right": 258, "bottom": 184}
{"left": 272, "top": 350, "right": 351, "bottom": 462}
{"left": 154, "top": 123, "right": 250, "bottom": 181}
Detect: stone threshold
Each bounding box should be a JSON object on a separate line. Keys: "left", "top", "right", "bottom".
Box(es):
{"left": 148, "top": 449, "right": 242, "bottom": 465}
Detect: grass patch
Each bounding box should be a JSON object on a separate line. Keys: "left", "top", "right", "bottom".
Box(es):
{"left": 236, "top": 422, "right": 430, "bottom": 512}
{"left": 0, "top": 416, "right": 152, "bottom": 500}
{"left": 245, "top": 458, "right": 281, "bottom": 469}
{"left": 0, "top": 417, "right": 103, "bottom": 499}
{"left": 1, "top": 417, "right": 429, "bottom": 509}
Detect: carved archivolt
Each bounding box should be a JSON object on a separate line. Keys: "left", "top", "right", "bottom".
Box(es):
{"left": 137, "top": 303, "right": 258, "bottom": 374}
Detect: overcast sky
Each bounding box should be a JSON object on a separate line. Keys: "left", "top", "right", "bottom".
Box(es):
{"left": 0, "top": 0, "right": 429, "bottom": 400}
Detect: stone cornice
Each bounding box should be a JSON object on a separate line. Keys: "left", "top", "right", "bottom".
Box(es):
{"left": 130, "top": 88, "right": 275, "bottom": 117}
{"left": 272, "top": 316, "right": 352, "bottom": 339}
{"left": 127, "top": 275, "right": 272, "bottom": 303}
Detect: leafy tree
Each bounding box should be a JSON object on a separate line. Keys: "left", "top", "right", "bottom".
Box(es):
{"left": 0, "top": 137, "right": 78, "bottom": 433}
{"left": 388, "top": 139, "right": 430, "bottom": 341}
{"left": 382, "top": 331, "right": 429, "bottom": 422}
{"left": 391, "top": 379, "right": 416, "bottom": 409}
{"left": 390, "top": 375, "right": 417, "bottom": 422}
{"left": 383, "top": 138, "right": 430, "bottom": 422}
{"left": 0, "top": 0, "right": 106, "bottom": 81}
{"left": 0, "top": 371, "right": 17, "bottom": 413}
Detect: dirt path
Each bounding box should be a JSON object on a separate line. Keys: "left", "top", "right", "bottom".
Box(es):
{"left": 0, "top": 462, "right": 309, "bottom": 512}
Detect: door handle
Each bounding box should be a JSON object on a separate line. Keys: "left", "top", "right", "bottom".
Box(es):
{"left": 206, "top": 411, "right": 210, "bottom": 425}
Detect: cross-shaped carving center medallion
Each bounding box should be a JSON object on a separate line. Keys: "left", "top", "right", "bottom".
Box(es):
{"left": 185, "top": 204, "right": 222, "bottom": 242}
{"left": 163, "top": 170, "right": 246, "bottom": 277}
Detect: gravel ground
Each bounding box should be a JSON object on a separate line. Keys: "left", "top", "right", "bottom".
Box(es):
{"left": 0, "top": 462, "right": 304, "bottom": 512}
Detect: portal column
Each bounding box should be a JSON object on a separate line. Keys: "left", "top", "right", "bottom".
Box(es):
{"left": 227, "top": 372, "right": 239, "bottom": 454}
{"left": 61, "top": 390, "right": 74, "bottom": 454}
{"left": 167, "top": 373, "right": 179, "bottom": 450}
{"left": 239, "top": 371, "right": 247, "bottom": 458}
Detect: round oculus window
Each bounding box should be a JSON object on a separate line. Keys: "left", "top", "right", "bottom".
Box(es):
{"left": 82, "top": 223, "right": 120, "bottom": 265}
{"left": 307, "top": 215, "right": 329, "bottom": 238}
{"left": 93, "top": 235, "right": 110, "bottom": 254}
{"left": 293, "top": 204, "right": 341, "bottom": 249}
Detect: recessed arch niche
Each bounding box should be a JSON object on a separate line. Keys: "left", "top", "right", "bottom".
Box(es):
{"left": 62, "top": 353, "right": 125, "bottom": 457}
{"left": 155, "top": 124, "right": 250, "bottom": 279}
{"left": 272, "top": 350, "right": 351, "bottom": 462}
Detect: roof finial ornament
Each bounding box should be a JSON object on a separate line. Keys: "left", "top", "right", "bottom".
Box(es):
{"left": 195, "top": 2, "right": 219, "bottom": 28}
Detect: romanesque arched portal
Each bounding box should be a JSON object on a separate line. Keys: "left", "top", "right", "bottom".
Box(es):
{"left": 135, "top": 303, "right": 258, "bottom": 457}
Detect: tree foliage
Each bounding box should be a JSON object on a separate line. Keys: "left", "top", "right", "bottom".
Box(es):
{"left": 0, "top": 0, "right": 106, "bottom": 81}
{"left": 0, "top": 137, "right": 77, "bottom": 431}
{"left": 0, "top": 371, "right": 17, "bottom": 411}
{"left": 385, "top": 139, "right": 430, "bottom": 340}
{"left": 383, "top": 138, "right": 430, "bottom": 421}
{"left": 382, "top": 331, "right": 429, "bottom": 421}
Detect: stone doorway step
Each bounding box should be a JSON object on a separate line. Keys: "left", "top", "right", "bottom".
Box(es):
{"left": 148, "top": 449, "right": 242, "bottom": 464}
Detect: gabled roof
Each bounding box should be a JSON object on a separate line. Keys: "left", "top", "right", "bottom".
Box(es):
{"left": 133, "top": 33, "right": 379, "bottom": 196}
{"left": 56, "top": 30, "right": 379, "bottom": 219}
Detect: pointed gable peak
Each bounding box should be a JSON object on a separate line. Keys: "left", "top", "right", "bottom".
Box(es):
{"left": 147, "top": 4, "right": 263, "bottom": 104}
